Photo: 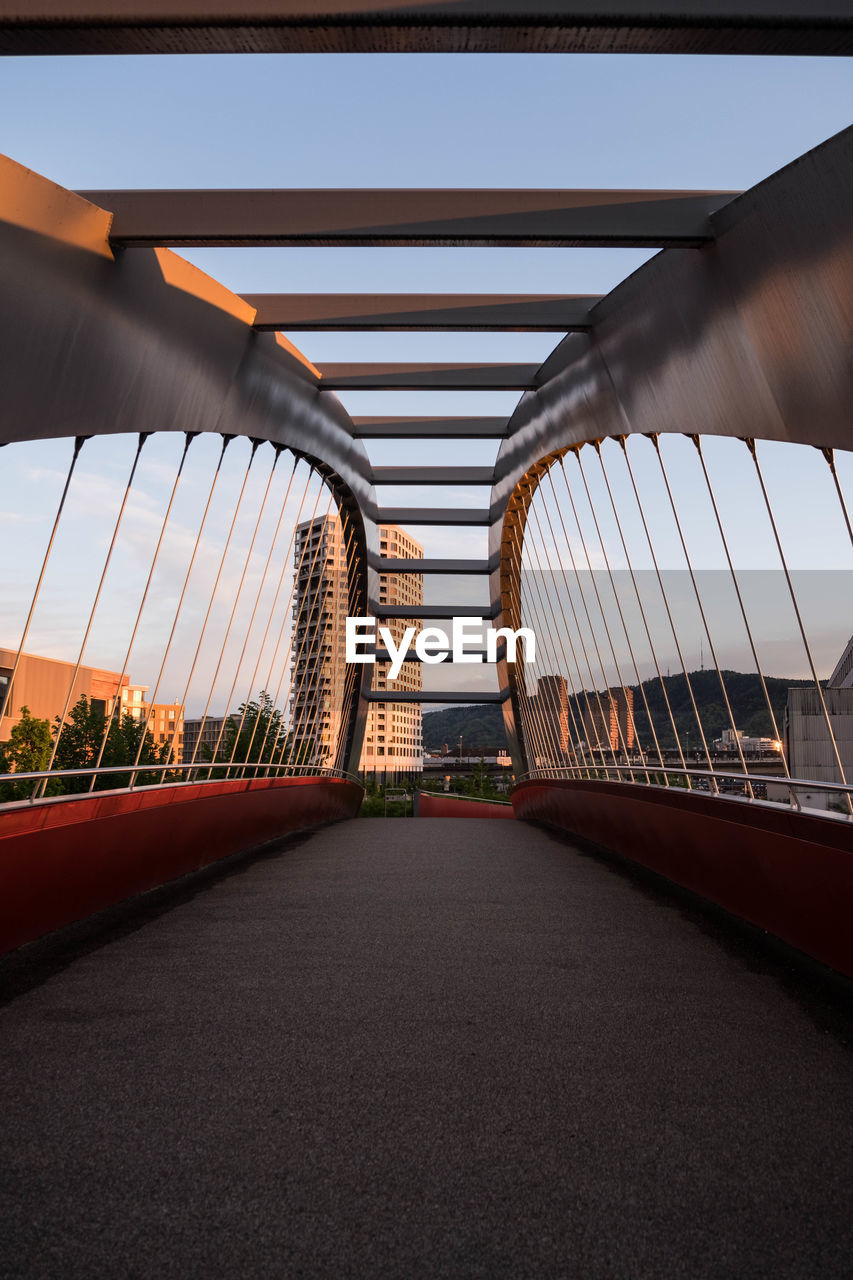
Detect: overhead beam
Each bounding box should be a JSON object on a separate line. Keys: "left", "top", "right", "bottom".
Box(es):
{"left": 2, "top": 5, "right": 850, "bottom": 56}
{"left": 369, "top": 557, "right": 492, "bottom": 575}
{"left": 374, "top": 507, "right": 491, "bottom": 526}
{"left": 77, "top": 189, "right": 737, "bottom": 248}
{"left": 373, "top": 466, "right": 494, "bottom": 485}
{"left": 370, "top": 603, "right": 498, "bottom": 620}
{"left": 361, "top": 696, "right": 502, "bottom": 706}
{"left": 246, "top": 293, "right": 601, "bottom": 331}
{"left": 319, "top": 363, "right": 538, "bottom": 390}
{"left": 352, "top": 418, "right": 508, "bottom": 439}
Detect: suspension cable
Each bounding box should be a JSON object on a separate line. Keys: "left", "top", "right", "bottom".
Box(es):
{"left": 649, "top": 434, "right": 754, "bottom": 798}
{"left": 595, "top": 440, "right": 686, "bottom": 777}
{"left": 575, "top": 444, "right": 665, "bottom": 780}
{"left": 129, "top": 435, "right": 232, "bottom": 783}
{"left": 690, "top": 434, "right": 789, "bottom": 778}
{"left": 533, "top": 478, "right": 624, "bottom": 775}
{"left": 617, "top": 435, "right": 715, "bottom": 788}
{"left": 554, "top": 457, "right": 645, "bottom": 780}
{"left": 40, "top": 433, "right": 149, "bottom": 794}
{"left": 182, "top": 443, "right": 283, "bottom": 767}
{"left": 745, "top": 436, "right": 850, "bottom": 807}
{"left": 90, "top": 433, "right": 196, "bottom": 790}
{"left": 5, "top": 436, "right": 87, "bottom": 729}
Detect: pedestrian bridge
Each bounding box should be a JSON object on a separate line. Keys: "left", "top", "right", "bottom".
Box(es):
{"left": 1, "top": 8, "right": 852, "bottom": 1272}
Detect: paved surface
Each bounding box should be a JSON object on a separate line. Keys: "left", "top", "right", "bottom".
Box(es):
{"left": 1, "top": 818, "right": 853, "bottom": 1279}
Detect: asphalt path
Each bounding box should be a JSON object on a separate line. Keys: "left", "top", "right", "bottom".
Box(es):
{"left": 1, "top": 817, "right": 852, "bottom": 1279}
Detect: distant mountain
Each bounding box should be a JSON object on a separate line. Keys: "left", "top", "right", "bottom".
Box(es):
{"left": 422, "top": 670, "right": 814, "bottom": 753}
{"left": 422, "top": 703, "right": 505, "bottom": 753}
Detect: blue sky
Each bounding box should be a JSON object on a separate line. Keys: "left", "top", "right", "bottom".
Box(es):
{"left": 1, "top": 52, "right": 851, "bottom": 701}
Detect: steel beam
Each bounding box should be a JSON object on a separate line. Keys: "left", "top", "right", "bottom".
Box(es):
{"left": 352, "top": 418, "right": 508, "bottom": 439}
{"left": 370, "top": 604, "right": 498, "bottom": 620}
{"left": 372, "top": 648, "right": 492, "bottom": 665}
{"left": 77, "top": 188, "right": 736, "bottom": 249}
{"left": 246, "top": 293, "right": 600, "bottom": 331}
{"left": 3, "top": 5, "right": 850, "bottom": 56}
{"left": 370, "top": 557, "right": 492, "bottom": 575}
{"left": 319, "top": 363, "right": 538, "bottom": 391}
{"left": 375, "top": 507, "right": 491, "bottom": 526}
{"left": 365, "top": 690, "right": 505, "bottom": 704}
{"left": 373, "top": 466, "right": 494, "bottom": 486}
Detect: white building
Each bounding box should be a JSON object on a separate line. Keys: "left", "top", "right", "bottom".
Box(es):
{"left": 785, "top": 635, "right": 853, "bottom": 811}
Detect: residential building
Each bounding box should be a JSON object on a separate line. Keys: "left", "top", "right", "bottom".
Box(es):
{"left": 0, "top": 646, "right": 142, "bottom": 742}
{"left": 581, "top": 686, "right": 635, "bottom": 756}
{"left": 785, "top": 636, "right": 853, "bottom": 810}
{"left": 290, "top": 516, "right": 424, "bottom": 773}
{"left": 361, "top": 524, "right": 424, "bottom": 775}
{"left": 290, "top": 513, "right": 352, "bottom": 767}
{"left": 142, "top": 701, "right": 185, "bottom": 763}
{"left": 182, "top": 715, "right": 235, "bottom": 764}
{"left": 527, "top": 674, "right": 569, "bottom": 765}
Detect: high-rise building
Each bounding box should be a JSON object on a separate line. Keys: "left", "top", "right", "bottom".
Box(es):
{"left": 528, "top": 675, "right": 569, "bottom": 763}
{"left": 290, "top": 513, "right": 350, "bottom": 767}
{"left": 361, "top": 525, "right": 424, "bottom": 775}
{"left": 582, "top": 686, "right": 635, "bottom": 756}
{"left": 290, "top": 516, "right": 423, "bottom": 772}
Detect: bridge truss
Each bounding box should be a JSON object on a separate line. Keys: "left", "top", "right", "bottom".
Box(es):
{"left": 0, "top": 7, "right": 852, "bottom": 967}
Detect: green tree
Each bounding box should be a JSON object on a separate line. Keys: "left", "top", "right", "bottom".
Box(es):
{"left": 211, "top": 691, "right": 314, "bottom": 774}
{"left": 0, "top": 706, "right": 54, "bottom": 801}
{"left": 461, "top": 756, "right": 498, "bottom": 798}
{"left": 52, "top": 695, "right": 167, "bottom": 792}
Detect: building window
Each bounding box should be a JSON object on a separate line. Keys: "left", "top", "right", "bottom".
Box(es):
{"left": 0, "top": 669, "right": 11, "bottom": 718}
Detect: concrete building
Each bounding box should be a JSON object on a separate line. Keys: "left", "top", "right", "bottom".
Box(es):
{"left": 0, "top": 646, "right": 138, "bottom": 741}
{"left": 290, "top": 516, "right": 424, "bottom": 773}
{"left": 785, "top": 637, "right": 853, "bottom": 810}
{"left": 361, "top": 525, "right": 424, "bottom": 775}
{"left": 290, "top": 513, "right": 352, "bottom": 767}
{"left": 527, "top": 674, "right": 569, "bottom": 766}
{"left": 713, "top": 727, "right": 780, "bottom": 754}
{"left": 144, "top": 702, "right": 185, "bottom": 764}
{"left": 581, "top": 686, "right": 635, "bottom": 757}
{"left": 182, "top": 715, "right": 235, "bottom": 764}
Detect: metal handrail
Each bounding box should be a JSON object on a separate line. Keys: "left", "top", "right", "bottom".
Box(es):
{"left": 417, "top": 789, "right": 513, "bottom": 807}
{"left": 0, "top": 760, "right": 363, "bottom": 805}
{"left": 513, "top": 764, "right": 853, "bottom": 820}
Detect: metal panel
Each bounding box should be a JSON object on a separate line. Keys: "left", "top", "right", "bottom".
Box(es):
{"left": 3, "top": 5, "right": 850, "bottom": 55}
{"left": 77, "top": 188, "right": 735, "bottom": 248}
{"left": 371, "top": 604, "right": 498, "bottom": 620}
{"left": 246, "top": 292, "right": 600, "bottom": 331}
{"left": 370, "top": 558, "right": 492, "bottom": 575}
{"left": 375, "top": 507, "right": 491, "bottom": 526}
{"left": 365, "top": 690, "right": 505, "bottom": 704}
{"left": 319, "top": 363, "right": 539, "bottom": 390}
{"left": 353, "top": 417, "right": 507, "bottom": 438}
{"left": 373, "top": 466, "right": 494, "bottom": 485}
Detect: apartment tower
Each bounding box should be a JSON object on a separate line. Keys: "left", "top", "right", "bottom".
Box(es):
{"left": 290, "top": 516, "right": 423, "bottom": 773}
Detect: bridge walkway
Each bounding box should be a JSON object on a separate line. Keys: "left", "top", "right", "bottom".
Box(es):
{"left": 1, "top": 818, "right": 852, "bottom": 1278}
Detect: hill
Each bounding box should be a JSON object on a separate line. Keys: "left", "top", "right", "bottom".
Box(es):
{"left": 422, "top": 670, "right": 813, "bottom": 753}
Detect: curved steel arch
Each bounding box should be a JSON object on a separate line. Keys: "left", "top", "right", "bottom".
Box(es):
{"left": 489, "top": 124, "right": 853, "bottom": 773}
{"left": 0, "top": 163, "right": 379, "bottom": 774}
